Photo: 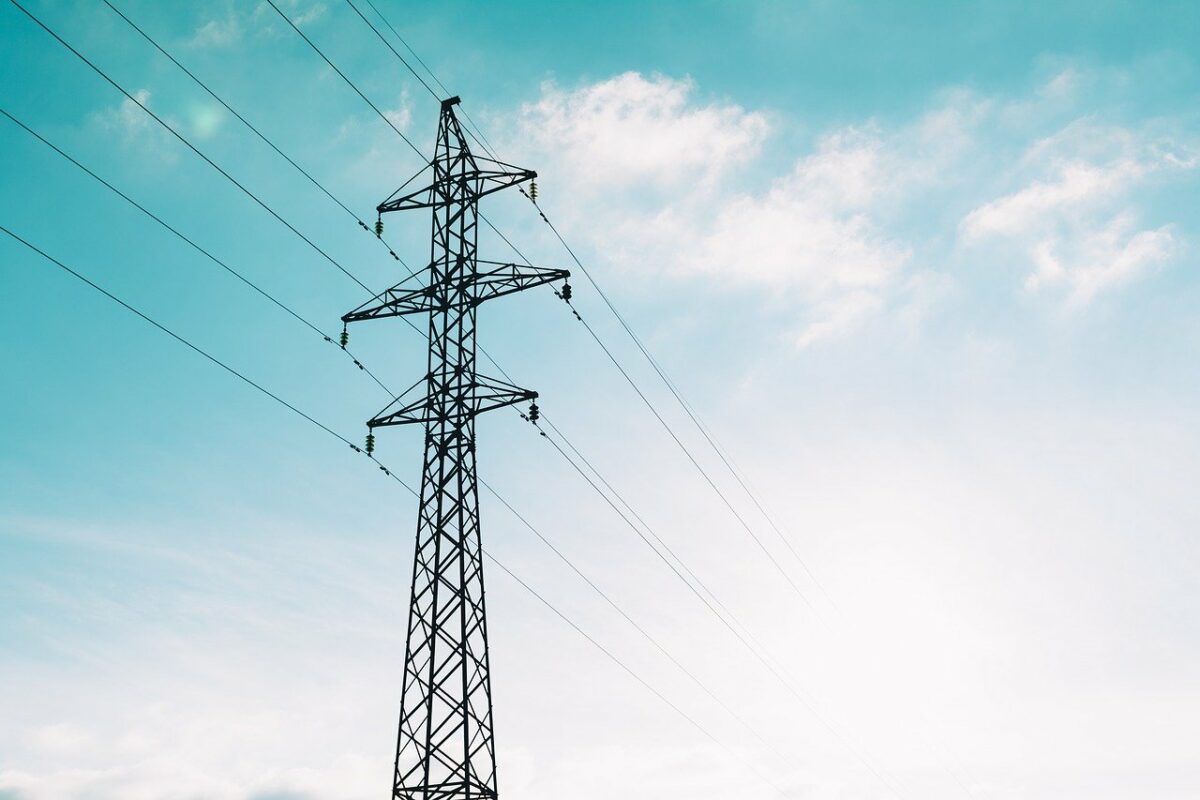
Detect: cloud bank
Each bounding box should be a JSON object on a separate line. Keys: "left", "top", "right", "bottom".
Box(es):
{"left": 513, "top": 70, "right": 1196, "bottom": 345}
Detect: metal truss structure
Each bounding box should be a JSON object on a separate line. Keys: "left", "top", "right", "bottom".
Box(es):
{"left": 344, "top": 96, "right": 568, "bottom": 800}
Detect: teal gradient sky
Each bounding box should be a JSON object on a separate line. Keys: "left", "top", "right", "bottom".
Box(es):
{"left": 2, "top": 2, "right": 1198, "bottom": 799}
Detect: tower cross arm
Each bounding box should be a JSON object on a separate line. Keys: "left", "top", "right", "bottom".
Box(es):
{"left": 472, "top": 260, "right": 569, "bottom": 305}
{"left": 368, "top": 374, "right": 538, "bottom": 428}
{"left": 342, "top": 266, "right": 437, "bottom": 323}
{"left": 470, "top": 373, "right": 538, "bottom": 417}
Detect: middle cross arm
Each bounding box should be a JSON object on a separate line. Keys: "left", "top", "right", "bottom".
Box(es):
{"left": 344, "top": 261, "right": 569, "bottom": 323}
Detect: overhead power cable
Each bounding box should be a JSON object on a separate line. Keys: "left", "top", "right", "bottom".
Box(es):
{"left": 334, "top": 0, "right": 832, "bottom": 623}
{"left": 14, "top": 7, "right": 804, "bottom": 770}
{"left": 55, "top": 1, "right": 923, "bottom": 789}
{"left": 299, "top": 0, "right": 828, "bottom": 651}
{"left": 0, "top": 105, "right": 390, "bottom": 395}
{"left": 1, "top": 99, "right": 795, "bottom": 772}
{"left": 12, "top": 4, "right": 918, "bottom": 793}
{"left": 345, "top": 13, "right": 985, "bottom": 796}
{"left": 343, "top": 0, "right": 439, "bottom": 101}
{"left": 102, "top": 1, "right": 353, "bottom": 233}
{"left": 98, "top": 0, "right": 418, "bottom": 277}
{"left": 525, "top": 415, "right": 906, "bottom": 799}
{"left": 262, "top": 7, "right": 915, "bottom": 793}
{"left": 7, "top": 0, "right": 374, "bottom": 295}
{"left": 377, "top": 6, "right": 838, "bottom": 608}
{"left": 477, "top": 475, "right": 793, "bottom": 765}
{"left": 263, "top": 0, "right": 425, "bottom": 164}
{"left": 0, "top": 222, "right": 790, "bottom": 799}
{"left": 330, "top": 0, "right": 825, "bottom": 619}
{"left": 356, "top": 17, "right": 984, "bottom": 794}
{"left": 1, "top": 223, "right": 351, "bottom": 446}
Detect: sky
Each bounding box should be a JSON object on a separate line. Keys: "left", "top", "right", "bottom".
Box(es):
{"left": 1, "top": 1, "right": 1199, "bottom": 799}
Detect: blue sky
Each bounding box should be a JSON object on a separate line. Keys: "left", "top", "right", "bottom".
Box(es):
{"left": 2, "top": 1, "right": 1199, "bottom": 799}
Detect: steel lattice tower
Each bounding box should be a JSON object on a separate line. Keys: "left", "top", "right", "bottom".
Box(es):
{"left": 343, "top": 97, "right": 568, "bottom": 800}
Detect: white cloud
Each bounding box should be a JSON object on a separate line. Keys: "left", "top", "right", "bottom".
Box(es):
{"left": 92, "top": 89, "right": 178, "bottom": 163}
{"left": 519, "top": 72, "right": 769, "bottom": 189}
{"left": 92, "top": 90, "right": 225, "bottom": 156}
{"left": 961, "top": 122, "right": 1195, "bottom": 303}
{"left": 669, "top": 128, "right": 913, "bottom": 346}
{"left": 186, "top": 18, "right": 241, "bottom": 49}
{"left": 292, "top": 3, "right": 327, "bottom": 27}
{"left": 683, "top": 129, "right": 911, "bottom": 290}
{"left": 384, "top": 90, "right": 413, "bottom": 133}
{"left": 95, "top": 88, "right": 153, "bottom": 140}
{"left": 510, "top": 69, "right": 1197, "bottom": 349}
{"left": 517, "top": 75, "right": 928, "bottom": 347}
{"left": 30, "top": 722, "right": 92, "bottom": 753}
{"left": 248, "top": 0, "right": 327, "bottom": 36}
{"left": 1027, "top": 215, "right": 1177, "bottom": 304}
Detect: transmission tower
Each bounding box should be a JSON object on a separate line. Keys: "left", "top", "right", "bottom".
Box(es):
{"left": 343, "top": 96, "right": 568, "bottom": 800}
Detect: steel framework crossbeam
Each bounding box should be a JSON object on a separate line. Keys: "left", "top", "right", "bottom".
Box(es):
{"left": 343, "top": 96, "right": 567, "bottom": 800}
{"left": 344, "top": 260, "right": 566, "bottom": 322}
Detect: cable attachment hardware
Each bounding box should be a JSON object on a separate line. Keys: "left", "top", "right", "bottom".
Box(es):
{"left": 528, "top": 180, "right": 538, "bottom": 204}
{"left": 561, "top": 281, "right": 572, "bottom": 302}
{"left": 528, "top": 401, "right": 540, "bottom": 424}
{"left": 365, "top": 431, "right": 376, "bottom": 455}
{"left": 374, "top": 215, "right": 384, "bottom": 237}
{"left": 340, "top": 324, "right": 349, "bottom": 349}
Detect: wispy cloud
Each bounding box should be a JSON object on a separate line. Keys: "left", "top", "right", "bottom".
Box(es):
{"left": 186, "top": 17, "right": 242, "bottom": 49}
{"left": 960, "top": 120, "right": 1196, "bottom": 305}
{"left": 90, "top": 89, "right": 179, "bottom": 163}
{"left": 383, "top": 88, "right": 413, "bottom": 133}
{"left": 520, "top": 72, "right": 769, "bottom": 189}
{"left": 291, "top": 2, "right": 327, "bottom": 28}
{"left": 512, "top": 68, "right": 1198, "bottom": 346}
{"left": 514, "top": 74, "right": 970, "bottom": 347}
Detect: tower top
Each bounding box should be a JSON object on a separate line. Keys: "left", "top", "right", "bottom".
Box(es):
{"left": 441, "top": 95, "right": 461, "bottom": 110}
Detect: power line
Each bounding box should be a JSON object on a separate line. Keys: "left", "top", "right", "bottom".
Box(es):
{"left": 5, "top": 6, "right": 809, "bottom": 770}
{"left": 6, "top": 91, "right": 805, "bottom": 775}
{"left": 484, "top": 361, "right": 752, "bottom": 637}
{"left": 9, "top": 4, "right": 799, "bottom": 770}
{"left": 22, "top": 0, "right": 455, "bottom": 418}
{"left": 8, "top": 0, "right": 374, "bottom": 295}
{"left": 97, "top": 0, "right": 418, "bottom": 281}
{"left": 541, "top": 210, "right": 840, "bottom": 604}
{"left": 524, "top": 416, "right": 907, "bottom": 799}
{"left": 334, "top": 0, "right": 825, "bottom": 619}
{"left": 263, "top": 0, "right": 425, "bottom": 163}
{"left": 343, "top": 0, "right": 440, "bottom": 102}
{"left": 339, "top": 15, "right": 984, "bottom": 797}
{"left": 332, "top": 15, "right": 990, "bottom": 794}
{"left": 537, "top": 414, "right": 753, "bottom": 632}
{"left": 0, "top": 105, "right": 392, "bottom": 396}
{"left": 343, "top": 0, "right": 852, "bottom": 643}
{"left": 278, "top": 9, "right": 913, "bottom": 791}
{"left": 0, "top": 221, "right": 790, "bottom": 799}
{"left": 480, "top": 552, "right": 791, "bottom": 797}
{"left": 5, "top": 91, "right": 801, "bottom": 772}
{"left": 572, "top": 300, "right": 821, "bottom": 614}
{"left": 10, "top": 5, "right": 933, "bottom": 794}
{"left": 1, "top": 223, "right": 351, "bottom": 446}
{"left": 60, "top": 3, "right": 919, "bottom": 790}
{"left": 101, "top": 0, "right": 356, "bottom": 228}
{"left": 78, "top": 0, "right": 464, "bottom": 427}
{"left": 477, "top": 475, "right": 795, "bottom": 766}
